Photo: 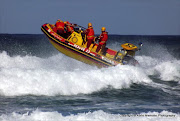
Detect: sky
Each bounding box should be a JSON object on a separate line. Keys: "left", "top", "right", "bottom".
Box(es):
{"left": 0, "top": 0, "right": 180, "bottom": 35}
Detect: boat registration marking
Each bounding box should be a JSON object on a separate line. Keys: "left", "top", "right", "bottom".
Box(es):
{"left": 68, "top": 43, "right": 95, "bottom": 56}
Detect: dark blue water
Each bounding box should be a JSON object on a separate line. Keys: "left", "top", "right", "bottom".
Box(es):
{"left": 0, "top": 34, "right": 180, "bottom": 121}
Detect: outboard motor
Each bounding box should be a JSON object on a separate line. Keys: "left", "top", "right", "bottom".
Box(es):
{"left": 120, "top": 43, "right": 140, "bottom": 65}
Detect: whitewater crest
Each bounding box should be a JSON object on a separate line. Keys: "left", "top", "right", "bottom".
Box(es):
{"left": 0, "top": 52, "right": 151, "bottom": 96}
{"left": 136, "top": 55, "right": 180, "bottom": 82}
{"left": 1, "top": 47, "right": 179, "bottom": 96}
{"left": 0, "top": 110, "right": 179, "bottom": 121}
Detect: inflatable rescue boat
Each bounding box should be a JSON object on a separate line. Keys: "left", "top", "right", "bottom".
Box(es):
{"left": 41, "top": 23, "right": 141, "bottom": 68}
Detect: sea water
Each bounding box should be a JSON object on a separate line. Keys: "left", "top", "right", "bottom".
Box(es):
{"left": 0, "top": 34, "right": 180, "bottom": 121}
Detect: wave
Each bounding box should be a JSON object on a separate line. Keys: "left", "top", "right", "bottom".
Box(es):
{"left": 136, "top": 56, "right": 180, "bottom": 82}
{"left": 0, "top": 109, "right": 179, "bottom": 121}
{"left": 0, "top": 51, "right": 151, "bottom": 96}
{"left": 0, "top": 47, "right": 179, "bottom": 96}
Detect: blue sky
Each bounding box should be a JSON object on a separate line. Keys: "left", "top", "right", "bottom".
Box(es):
{"left": 0, "top": 0, "right": 180, "bottom": 35}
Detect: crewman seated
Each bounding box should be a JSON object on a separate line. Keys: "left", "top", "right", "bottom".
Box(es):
{"left": 55, "top": 19, "right": 65, "bottom": 36}
{"left": 50, "top": 24, "right": 57, "bottom": 33}
{"left": 64, "top": 21, "right": 74, "bottom": 38}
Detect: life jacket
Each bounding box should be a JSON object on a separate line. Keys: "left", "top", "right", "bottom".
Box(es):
{"left": 52, "top": 27, "right": 57, "bottom": 33}
{"left": 50, "top": 24, "right": 57, "bottom": 33}
{"left": 55, "top": 21, "right": 64, "bottom": 30}
{"left": 86, "top": 27, "right": 94, "bottom": 40}
{"left": 66, "top": 21, "right": 74, "bottom": 33}
{"left": 99, "top": 32, "right": 108, "bottom": 45}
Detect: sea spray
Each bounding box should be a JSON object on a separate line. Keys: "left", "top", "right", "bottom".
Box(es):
{"left": 0, "top": 52, "right": 151, "bottom": 96}
{"left": 136, "top": 56, "right": 180, "bottom": 82}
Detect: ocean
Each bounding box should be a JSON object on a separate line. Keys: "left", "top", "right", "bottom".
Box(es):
{"left": 0, "top": 34, "right": 180, "bottom": 121}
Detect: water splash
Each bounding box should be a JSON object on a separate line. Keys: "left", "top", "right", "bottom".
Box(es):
{"left": 0, "top": 52, "right": 151, "bottom": 96}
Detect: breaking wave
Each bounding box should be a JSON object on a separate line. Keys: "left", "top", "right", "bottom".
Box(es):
{"left": 136, "top": 56, "right": 180, "bottom": 82}
{"left": 0, "top": 109, "right": 179, "bottom": 121}
{"left": 0, "top": 51, "right": 151, "bottom": 96}
{"left": 0, "top": 48, "right": 179, "bottom": 96}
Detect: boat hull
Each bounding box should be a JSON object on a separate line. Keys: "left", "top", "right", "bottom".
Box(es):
{"left": 48, "top": 38, "right": 108, "bottom": 68}
{"left": 41, "top": 24, "right": 119, "bottom": 68}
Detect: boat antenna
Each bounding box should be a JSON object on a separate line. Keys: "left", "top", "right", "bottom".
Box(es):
{"left": 138, "top": 42, "right": 143, "bottom": 50}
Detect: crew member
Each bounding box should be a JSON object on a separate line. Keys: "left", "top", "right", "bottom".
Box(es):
{"left": 96, "top": 27, "right": 108, "bottom": 53}
{"left": 64, "top": 21, "right": 74, "bottom": 37}
{"left": 84, "top": 23, "right": 95, "bottom": 49}
{"left": 55, "top": 19, "right": 65, "bottom": 36}
{"left": 51, "top": 24, "right": 57, "bottom": 33}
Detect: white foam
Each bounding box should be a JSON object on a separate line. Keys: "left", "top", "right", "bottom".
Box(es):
{"left": 0, "top": 110, "right": 179, "bottom": 121}
{"left": 153, "top": 60, "right": 180, "bottom": 81}
{"left": 136, "top": 56, "right": 180, "bottom": 82}
{"left": 0, "top": 52, "right": 151, "bottom": 96}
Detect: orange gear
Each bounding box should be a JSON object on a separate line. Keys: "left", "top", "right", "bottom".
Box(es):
{"left": 101, "top": 27, "right": 106, "bottom": 32}
{"left": 88, "top": 23, "right": 92, "bottom": 28}
{"left": 64, "top": 21, "right": 67, "bottom": 24}
{"left": 55, "top": 21, "right": 65, "bottom": 30}
{"left": 86, "top": 28, "right": 94, "bottom": 39}
{"left": 57, "top": 19, "right": 63, "bottom": 22}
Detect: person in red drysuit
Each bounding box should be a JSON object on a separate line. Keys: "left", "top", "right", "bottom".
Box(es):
{"left": 96, "top": 27, "right": 108, "bottom": 53}
{"left": 55, "top": 19, "right": 65, "bottom": 36}
{"left": 84, "top": 23, "right": 95, "bottom": 49}
{"left": 64, "top": 21, "right": 74, "bottom": 37}
{"left": 50, "top": 24, "right": 57, "bottom": 33}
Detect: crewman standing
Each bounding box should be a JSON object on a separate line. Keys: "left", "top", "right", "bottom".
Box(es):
{"left": 84, "top": 23, "right": 95, "bottom": 49}
{"left": 55, "top": 19, "right": 65, "bottom": 36}
{"left": 96, "top": 27, "right": 108, "bottom": 53}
